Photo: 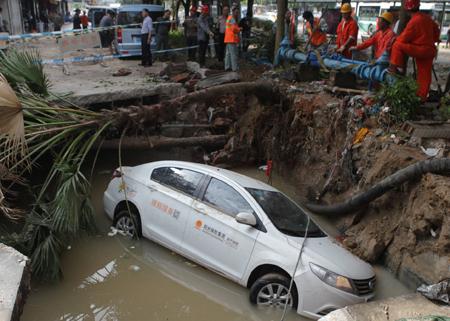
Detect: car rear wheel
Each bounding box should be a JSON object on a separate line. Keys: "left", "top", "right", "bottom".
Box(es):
{"left": 249, "top": 273, "right": 298, "bottom": 309}
{"left": 114, "top": 209, "right": 142, "bottom": 238}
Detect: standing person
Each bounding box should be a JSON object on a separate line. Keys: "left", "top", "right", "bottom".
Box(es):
{"left": 183, "top": 6, "right": 198, "bottom": 61}
{"left": 335, "top": 3, "right": 358, "bottom": 58}
{"left": 216, "top": 5, "right": 229, "bottom": 62}
{"left": 140, "top": 8, "right": 153, "bottom": 67}
{"left": 197, "top": 5, "right": 214, "bottom": 67}
{"left": 81, "top": 10, "right": 89, "bottom": 30}
{"left": 156, "top": 10, "right": 171, "bottom": 60}
{"left": 99, "top": 10, "right": 115, "bottom": 54}
{"left": 349, "top": 12, "right": 395, "bottom": 59}
{"left": 239, "top": 14, "right": 252, "bottom": 53}
{"left": 73, "top": 9, "right": 81, "bottom": 30}
{"left": 224, "top": 6, "right": 241, "bottom": 72}
{"left": 285, "top": 10, "right": 296, "bottom": 46}
{"left": 302, "top": 10, "right": 328, "bottom": 50}
{"left": 389, "top": 0, "right": 440, "bottom": 101}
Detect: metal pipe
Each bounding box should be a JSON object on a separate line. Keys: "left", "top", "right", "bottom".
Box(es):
{"left": 277, "top": 37, "right": 396, "bottom": 83}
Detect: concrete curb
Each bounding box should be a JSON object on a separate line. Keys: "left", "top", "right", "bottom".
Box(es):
{"left": 0, "top": 244, "right": 31, "bottom": 321}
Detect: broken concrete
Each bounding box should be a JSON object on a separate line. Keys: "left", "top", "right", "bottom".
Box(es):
{"left": 0, "top": 243, "right": 31, "bottom": 321}
{"left": 318, "top": 294, "right": 450, "bottom": 321}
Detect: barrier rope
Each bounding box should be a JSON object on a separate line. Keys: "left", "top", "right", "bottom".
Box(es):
{"left": 0, "top": 21, "right": 171, "bottom": 41}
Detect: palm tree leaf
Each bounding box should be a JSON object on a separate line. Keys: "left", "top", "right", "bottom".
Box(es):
{"left": 0, "top": 74, "right": 26, "bottom": 166}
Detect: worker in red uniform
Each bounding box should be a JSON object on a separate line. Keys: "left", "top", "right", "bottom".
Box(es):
{"left": 389, "top": 0, "right": 440, "bottom": 101}
{"left": 349, "top": 12, "right": 396, "bottom": 59}
{"left": 336, "top": 3, "right": 358, "bottom": 59}
{"left": 302, "top": 10, "right": 328, "bottom": 49}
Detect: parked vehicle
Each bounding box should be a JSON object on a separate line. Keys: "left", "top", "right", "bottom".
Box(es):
{"left": 115, "top": 4, "right": 164, "bottom": 56}
{"left": 103, "top": 161, "right": 376, "bottom": 319}
{"left": 87, "top": 6, "right": 116, "bottom": 29}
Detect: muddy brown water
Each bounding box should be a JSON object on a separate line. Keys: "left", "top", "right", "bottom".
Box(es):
{"left": 21, "top": 150, "right": 412, "bottom": 321}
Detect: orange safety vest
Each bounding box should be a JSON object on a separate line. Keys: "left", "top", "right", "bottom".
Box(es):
{"left": 224, "top": 15, "right": 240, "bottom": 44}
{"left": 306, "top": 17, "right": 327, "bottom": 47}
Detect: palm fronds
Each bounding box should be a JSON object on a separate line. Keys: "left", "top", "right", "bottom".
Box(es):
{"left": 0, "top": 75, "right": 26, "bottom": 166}
{"left": 0, "top": 49, "right": 50, "bottom": 96}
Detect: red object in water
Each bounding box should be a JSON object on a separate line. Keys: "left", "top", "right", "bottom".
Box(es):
{"left": 266, "top": 160, "right": 273, "bottom": 177}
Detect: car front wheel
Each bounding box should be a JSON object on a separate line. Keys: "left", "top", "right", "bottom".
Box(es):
{"left": 249, "top": 273, "right": 298, "bottom": 309}
{"left": 114, "top": 209, "right": 142, "bottom": 238}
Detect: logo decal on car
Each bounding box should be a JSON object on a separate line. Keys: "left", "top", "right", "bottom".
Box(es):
{"left": 195, "top": 221, "right": 239, "bottom": 249}
{"left": 151, "top": 199, "right": 180, "bottom": 219}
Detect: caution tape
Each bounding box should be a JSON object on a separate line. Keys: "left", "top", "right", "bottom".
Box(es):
{"left": 41, "top": 43, "right": 217, "bottom": 65}
{"left": 0, "top": 21, "right": 171, "bottom": 41}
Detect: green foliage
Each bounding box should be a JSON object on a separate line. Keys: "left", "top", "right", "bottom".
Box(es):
{"left": 0, "top": 49, "right": 50, "bottom": 96}
{"left": 169, "top": 29, "right": 186, "bottom": 50}
{"left": 377, "top": 77, "right": 421, "bottom": 123}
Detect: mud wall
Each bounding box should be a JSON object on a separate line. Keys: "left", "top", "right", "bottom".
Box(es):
{"left": 212, "top": 89, "right": 450, "bottom": 287}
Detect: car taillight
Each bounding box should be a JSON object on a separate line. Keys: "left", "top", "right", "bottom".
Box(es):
{"left": 112, "top": 169, "right": 122, "bottom": 179}
{"left": 117, "top": 27, "right": 122, "bottom": 43}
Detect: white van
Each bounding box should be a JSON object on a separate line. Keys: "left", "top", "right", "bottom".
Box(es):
{"left": 115, "top": 4, "right": 164, "bottom": 56}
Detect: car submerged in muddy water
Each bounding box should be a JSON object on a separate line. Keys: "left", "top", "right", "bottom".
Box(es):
{"left": 103, "top": 161, "right": 376, "bottom": 319}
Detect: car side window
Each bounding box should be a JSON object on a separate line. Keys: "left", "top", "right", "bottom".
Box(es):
{"left": 203, "top": 178, "right": 254, "bottom": 217}
{"left": 151, "top": 167, "right": 204, "bottom": 197}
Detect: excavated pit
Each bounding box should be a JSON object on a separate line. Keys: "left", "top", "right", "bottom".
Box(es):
{"left": 205, "top": 85, "right": 450, "bottom": 288}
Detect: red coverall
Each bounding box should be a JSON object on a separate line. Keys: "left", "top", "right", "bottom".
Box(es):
{"left": 390, "top": 12, "right": 440, "bottom": 101}
{"left": 336, "top": 17, "right": 359, "bottom": 58}
{"left": 356, "top": 28, "right": 396, "bottom": 59}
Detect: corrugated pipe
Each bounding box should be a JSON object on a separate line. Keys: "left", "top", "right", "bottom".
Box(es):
{"left": 305, "top": 158, "right": 450, "bottom": 215}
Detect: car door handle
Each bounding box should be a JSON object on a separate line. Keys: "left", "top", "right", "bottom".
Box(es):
{"left": 147, "top": 185, "right": 156, "bottom": 192}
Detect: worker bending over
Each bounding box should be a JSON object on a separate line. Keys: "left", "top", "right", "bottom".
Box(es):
{"left": 336, "top": 3, "right": 358, "bottom": 59}
{"left": 389, "top": 0, "right": 440, "bottom": 101}
{"left": 302, "top": 11, "right": 328, "bottom": 50}
{"left": 349, "top": 12, "right": 395, "bottom": 59}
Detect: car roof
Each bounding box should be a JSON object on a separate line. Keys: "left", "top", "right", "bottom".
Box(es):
{"left": 118, "top": 4, "right": 164, "bottom": 12}
{"left": 145, "top": 161, "right": 278, "bottom": 192}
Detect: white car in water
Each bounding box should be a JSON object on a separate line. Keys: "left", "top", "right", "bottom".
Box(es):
{"left": 103, "top": 161, "right": 376, "bottom": 319}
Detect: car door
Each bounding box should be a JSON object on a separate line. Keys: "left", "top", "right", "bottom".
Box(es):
{"left": 182, "top": 177, "right": 261, "bottom": 282}
{"left": 142, "top": 166, "right": 205, "bottom": 251}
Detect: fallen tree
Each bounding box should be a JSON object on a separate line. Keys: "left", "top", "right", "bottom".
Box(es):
{"left": 99, "top": 135, "right": 228, "bottom": 150}
{"left": 305, "top": 158, "right": 450, "bottom": 215}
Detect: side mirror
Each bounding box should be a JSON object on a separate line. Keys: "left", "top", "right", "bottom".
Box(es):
{"left": 235, "top": 212, "right": 257, "bottom": 226}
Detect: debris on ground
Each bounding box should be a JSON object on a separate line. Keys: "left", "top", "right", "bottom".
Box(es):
{"left": 417, "top": 279, "right": 450, "bottom": 304}
{"left": 112, "top": 68, "right": 132, "bottom": 77}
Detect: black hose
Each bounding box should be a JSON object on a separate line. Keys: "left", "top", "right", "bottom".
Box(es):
{"left": 305, "top": 158, "right": 450, "bottom": 215}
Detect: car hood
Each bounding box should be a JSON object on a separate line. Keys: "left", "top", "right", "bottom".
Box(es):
{"left": 287, "top": 236, "right": 374, "bottom": 280}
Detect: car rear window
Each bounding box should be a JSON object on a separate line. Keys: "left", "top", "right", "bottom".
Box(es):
{"left": 117, "top": 11, "right": 164, "bottom": 27}
{"left": 151, "top": 167, "right": 204, "bottom": 197}
{"left": 203, "top": 178, "right": 254, "bottom": 217}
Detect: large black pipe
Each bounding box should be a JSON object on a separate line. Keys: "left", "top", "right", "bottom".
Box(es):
{"left": 305, "top": 158, "right": 450, "bottom": 215}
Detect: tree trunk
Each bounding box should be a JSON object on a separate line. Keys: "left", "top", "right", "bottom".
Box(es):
{"left": 99, "top": 135, "right": 229, "bottom": 150}
{"left": 274, "top": 0, "right": 287, "bottom": 60}
{"left": 305, "top": 158, "right": 450, "bottom": 215}
{"left": 247, "top": 0, "right": 254, "bottom": 18}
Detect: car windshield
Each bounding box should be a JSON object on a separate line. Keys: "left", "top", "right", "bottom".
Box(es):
{"left": 246, "top": 188, "right": 326, "bottom": 237}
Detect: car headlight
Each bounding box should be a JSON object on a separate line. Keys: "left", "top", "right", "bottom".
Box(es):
{"left": 309, "top": 263, "right": 354, "bottom": 294}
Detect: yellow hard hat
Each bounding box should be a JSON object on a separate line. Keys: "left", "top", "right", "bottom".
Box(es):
{"left": 379, "top": 12, "right": 394, "bottom": 24}
{"left": 340, "top": 3, "right": 352, "bottom": 13}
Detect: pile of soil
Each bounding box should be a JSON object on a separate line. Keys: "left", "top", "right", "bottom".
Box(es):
{"left": 212, "top": 81, "right": 450, "bottom": 286}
